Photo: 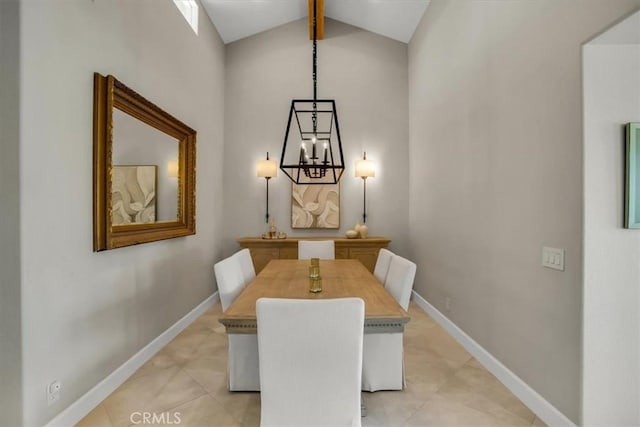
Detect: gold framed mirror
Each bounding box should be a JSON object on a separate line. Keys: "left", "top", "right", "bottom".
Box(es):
{"left": 93, "top": 73, "right": 196, "bottom": 251}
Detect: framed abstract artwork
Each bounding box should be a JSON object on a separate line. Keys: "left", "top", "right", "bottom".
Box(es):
{"left": 111, "top": 165, "right": 157, "bottom": 225}
{"left": 291, "top": 183, "right": 340, "bottom": 229}
{"left": 626, "top": 123, "right": 640, "bottom": 228}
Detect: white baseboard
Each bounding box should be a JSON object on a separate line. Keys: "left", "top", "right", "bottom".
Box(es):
{"left": 45, "top": 293, "right": 219, "bottom": 427}
{"left": 411, "top": 291, "right": 576, "bottom": 427}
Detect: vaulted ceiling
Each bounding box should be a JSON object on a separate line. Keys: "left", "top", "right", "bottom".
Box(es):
{"left": 200, "top": 0, "right": 431, "bottom": 44}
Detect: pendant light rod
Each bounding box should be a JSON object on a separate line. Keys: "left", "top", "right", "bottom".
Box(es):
{"left": 312, "top": 0, "right": 318, "bottom": 135}
{"left": 313, "top": 0, "right": 317, "bottom": 104}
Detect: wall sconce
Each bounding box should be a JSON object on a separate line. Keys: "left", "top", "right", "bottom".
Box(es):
{"left": 355, "top": 151, "right": 375, "bottom": 224}
{"left": 257, "top": 152, "right": 278, "bottom": 223}
{"left": 167, "top": 160, "right": 179, "bottom": 178}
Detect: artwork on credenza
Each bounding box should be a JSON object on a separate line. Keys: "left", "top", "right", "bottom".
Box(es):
{"left": 111, "top": 165, "right": 157, "bottom": 225}
{"left": 291, "top": 182, "right": 340, "bottom": 229}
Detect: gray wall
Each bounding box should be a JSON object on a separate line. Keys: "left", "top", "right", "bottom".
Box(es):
{"left": 19, "top": 1, "right": 225, "bottom": 425}
{"left": 223, "top": 18, "right": 409, "bottom": 256}
{"left": 0, "top": 0, "right": 23, "bottom": 425}
{"left": 408, "top": 0, "right": 640, "bottom": 422}
{"left": 583, "top": 13, "right": 640, "bottom": 425}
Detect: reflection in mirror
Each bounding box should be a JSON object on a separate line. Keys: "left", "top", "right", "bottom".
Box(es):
{"left": 93, "top": 73, "right": 196, "bottom": 251}
{"left": 112, "top": 109, "right": 179, "bottom": 224}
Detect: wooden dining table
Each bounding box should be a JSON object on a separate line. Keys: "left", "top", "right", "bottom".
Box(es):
{"left": 218, "top": 259, "right": 411, "bottom": 334}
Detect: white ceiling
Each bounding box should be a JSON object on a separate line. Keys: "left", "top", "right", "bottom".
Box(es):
{"left": 200, "top": 0, "right": 431, "bottom": 44}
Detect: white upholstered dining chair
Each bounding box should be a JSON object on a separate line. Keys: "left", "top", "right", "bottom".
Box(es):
{"left": 214, "top": 256, "right": 245, "bottom": 312}
{"left": 214, "top": 254, "right": 260, "bottom": 391}
{"left": 384, "top": 255, "right": 417, "bottom": 311}
{"left": 298, "top": 240, "right": 335, "bottom": 259}
{"left": 257, "top": 297, "right": 364, "bottom": 427}
{"left": 373, "top": 248, "right": 394, "bottom": 284}
{"left": 362, "top": 254, "right": 416, "bottom": 391}
{"left": 234, "top": 248, "right": 256, "bottom": 286}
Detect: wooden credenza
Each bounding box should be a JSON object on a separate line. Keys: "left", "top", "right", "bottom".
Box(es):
{"left": 237, "top": 237, "right": 391, "bottom": 274}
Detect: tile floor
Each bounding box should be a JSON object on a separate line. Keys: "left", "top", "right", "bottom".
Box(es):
{"left": 77, "top": 301, "right": 546, "bottom": 427}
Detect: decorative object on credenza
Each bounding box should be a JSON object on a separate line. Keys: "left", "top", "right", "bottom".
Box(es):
{"left": 261, "top": 219, "right": 287, "bottom": 239}
{"left": 355, "top": 223, "right": 369, "bottom": 239}
{"left": 355, "top": 151, "right": 375, "bottom": 224}
{"left": 625, "top": 123, "right": 640, "bottom": 228}
{"left": 279, "top": 0, "right": 345, "bottom": 185}
{"left": 291, "top": 182, "right": 339, "bottom": 229}
{"left": 346, "top": 222, "right": 368, "bottom": 239}
{"left": 345, "top": 229, "right": 358, "bottom": 239}
{"left": 257, "top": 152, "right": 278, "bottom": 223}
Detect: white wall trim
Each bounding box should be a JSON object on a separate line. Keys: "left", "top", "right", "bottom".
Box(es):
{"left": 411, "top": 291, "right": 576, "bottom": 427}
{"left": 44, "top": 293, "right": 219, "bottom": 427}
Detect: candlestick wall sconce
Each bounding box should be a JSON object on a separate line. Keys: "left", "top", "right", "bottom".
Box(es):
{"left": 257, "top": 152, "right": 278, "bottom": 223}
{"left": 355, "top": 151, "right": 375, "bottom": 224}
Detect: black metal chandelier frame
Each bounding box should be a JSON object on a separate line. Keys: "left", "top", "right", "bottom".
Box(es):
{"left": 279, "top": 0, "right": 345, "bottom": 185}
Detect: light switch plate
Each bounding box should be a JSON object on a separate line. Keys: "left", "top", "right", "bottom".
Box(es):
{"left": 542, "top": 246, "right": 564, "bottom": 271}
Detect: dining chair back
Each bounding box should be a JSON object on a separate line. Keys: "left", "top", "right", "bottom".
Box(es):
{"left": 214, "top": 254, "right": 260, "bottom": 390}
{"left": 234, "top": 248, "right": 256, "bottom": 286}
{"left": 363, "top": 255, "right": 415, "bottom": 392}
{"left": 384, "top": 255, "right": 417, "bottom": 311}
{"left": 257, "top": 297, "right": 364, "bottom": 427}
{"left": 214, "top": 255, "right": 245, "bottom": 311}
{"left": 373, "top": 248, "right": 394, "bottom": 284}
{"left": 298, "top": 240, "right": 335, "bottom": 260}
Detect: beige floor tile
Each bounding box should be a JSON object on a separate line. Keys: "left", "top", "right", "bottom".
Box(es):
{"left": 102, "top": 367, "right": 207, "bottom": 427}
{"left": 404, "top": 358, "right": 459, "bottom": 394}
{"left": 127, "top": 394, "right": 240, "bottom": 427}
{"left": 161, "top": 330, "right": 211, "bottom": 365}
{"left": 404, "top": 346, "right": 470, "bottom": 373}
{"left": 75, "top": 404, "right": 113, "bottom": 427}
{"left": 406, "top": 325, "right": 472, "bottom": 365}
{"left": 130, "top": 350, "right": 180, "bottom": 381}
{"left": 208, "top": 304, "right": 223, "bottom": 315}
{"left": 187, "top": 310, "right": 222, "bottom": 333}
{"left": 102, "top": 367, "right": 181, "bottom": 427}
{"left": 404, "top": 394, "right": 529, "bottom": 427}
{"left": 531, "top": 416, "right": 547, "bottom": 426}
{"left": 192, "top": 332, "right": 228, "bottom": 359}
{"left": 435, "top": 364, "right": 535, "bottom": 424}
{"left": 464, "top": 357, "right": 485, "bottom": 370}
{"left": 211, "top": 392, "right": 261, "bottom": 426}
{"left": 183, "top": 357, "right": 229, "bottom": 394}
{"left": 362, "top": 389, "right": 429, "bottom": 427}
{"left": 147, "top": 369, "right": 208, "bottom": 414}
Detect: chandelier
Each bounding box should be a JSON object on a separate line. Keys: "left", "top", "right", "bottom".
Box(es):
{"left": 279, "top": 0, "right": 345, "bottom": 184}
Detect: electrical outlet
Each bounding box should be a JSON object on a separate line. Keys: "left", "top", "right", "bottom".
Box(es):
{"left": 47, "top": 381, "right": 62, "bottom": 406}
{"left": 445, "top": 296, "right": 451, "bottom": 312}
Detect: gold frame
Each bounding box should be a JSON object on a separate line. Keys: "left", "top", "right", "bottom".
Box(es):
{"left": 93, "top": 73, "right": 196, "bottom": 251}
